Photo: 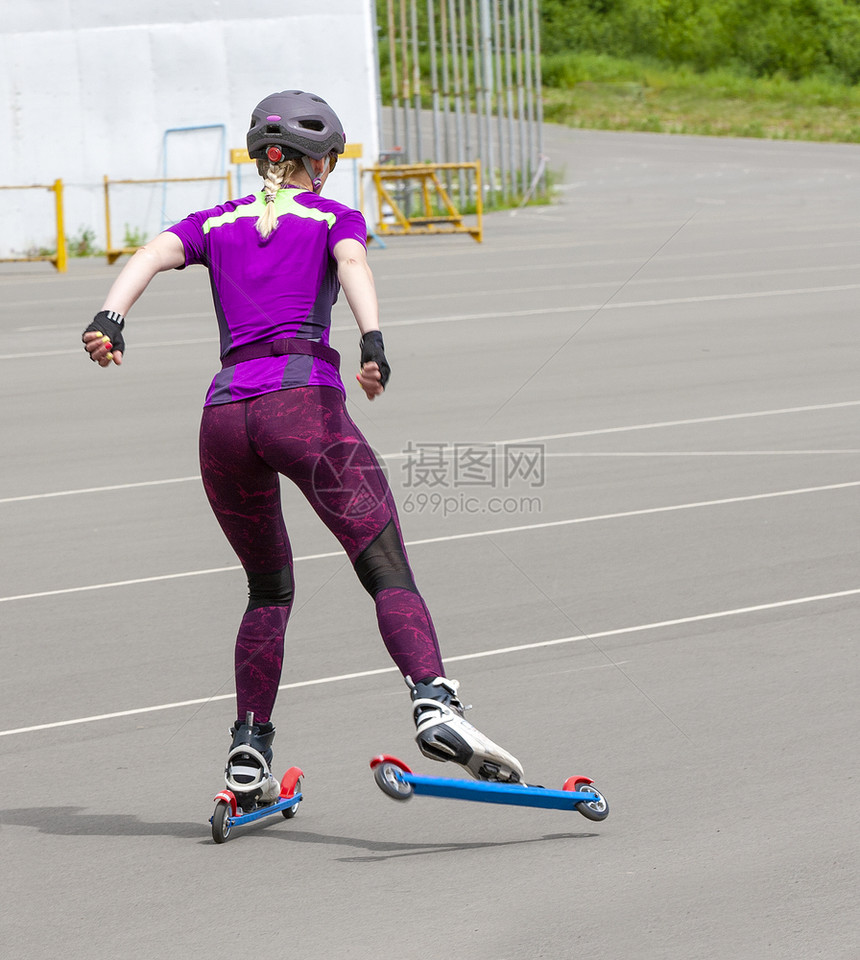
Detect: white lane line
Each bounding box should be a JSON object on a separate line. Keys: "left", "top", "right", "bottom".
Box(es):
{"left": 2, "top": 448, "right": 857, "bottom": 506}
{"left": 12, "top": 261, "right": 860, "bottom": 318}
{"left": 369, "top": 232, "right": 860, "bottom": 264}
{"left": 1, "top": 337, "right": 216, "bottom": 360}
{"left": 379, "top": 262, "right": 860, "bottom": 306}
{"left": 550, "top": 450, "right": 860, "bottom": 457}
{"left": 1, "top": 480, "right": 857, "bottom": 605}
{"left": 379, "top": 283, "right": 860, "bottom": 329}
{"left": 3, "top": 400, "right": 859, "bottom": 505}
{"left": 0, "top": 476, "right": 201, "bottom": 504}
{"left": 501, "top": 400, "right": 860, "bottom": 445}
{"left": 401, "top": 480, "right": 860, "bottom": 547}
{"left": 12, "top": 250, "right": 860, "bottom": 323}
{"left": 3, "top": 283, "right": 859, "bottom": 360}
{"left": 2, "top": 586, "right": 857, "bottom": 738}
{"left": 0, "top": 557, "right": 325, "bottom": 603}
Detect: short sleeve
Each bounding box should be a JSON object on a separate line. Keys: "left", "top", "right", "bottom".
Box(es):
{"left": 327, "top": 207, "right": 367, "bottom": 255}
{"left": 166, "top": 211, "right": 208, "bottom": 267}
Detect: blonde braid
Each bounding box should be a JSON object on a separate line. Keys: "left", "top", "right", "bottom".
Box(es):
{"left": 255, "top": 157, "right": 301, "bottom": 238}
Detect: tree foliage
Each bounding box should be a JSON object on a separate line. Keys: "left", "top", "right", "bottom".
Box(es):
{"left": 539, "top": 0, "right": 860, "bottom": 83}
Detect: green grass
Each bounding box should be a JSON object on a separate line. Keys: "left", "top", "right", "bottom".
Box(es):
{"left": 542, "top": 53, "right": 860, "bottom": 142}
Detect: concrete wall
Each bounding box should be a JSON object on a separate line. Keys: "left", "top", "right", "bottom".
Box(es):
{"left": 0, "top": 1, "right": 381, "bottom": 259}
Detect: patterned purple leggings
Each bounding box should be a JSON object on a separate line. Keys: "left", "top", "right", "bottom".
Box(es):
{"left": 199, "top": 385, "right": 444, "bottom": 724}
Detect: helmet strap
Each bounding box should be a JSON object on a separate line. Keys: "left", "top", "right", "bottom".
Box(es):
{"left": 302, "top": 156, "right": 329, "bottom": 193}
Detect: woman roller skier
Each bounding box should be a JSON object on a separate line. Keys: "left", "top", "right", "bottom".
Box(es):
{"left": 82, "top": 90, "right": 523, "bottom": 813}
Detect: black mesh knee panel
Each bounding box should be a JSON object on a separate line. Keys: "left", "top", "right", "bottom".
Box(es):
{"left": 354, "top": 520, "right": 417, "bottom": 597}
{"left": 246, "top": 565, "right": 294, "bottom": 611}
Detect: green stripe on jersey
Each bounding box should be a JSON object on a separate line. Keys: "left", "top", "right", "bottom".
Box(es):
{"left": 202, "top": 190, "right": 336, "bottom": 234}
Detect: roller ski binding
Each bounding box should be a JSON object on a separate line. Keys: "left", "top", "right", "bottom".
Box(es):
{"left": 409, "top": 676, "right": 525, "bottom": 783}
{"left": 210, "top": 711, "right": 304, "bottom": 844}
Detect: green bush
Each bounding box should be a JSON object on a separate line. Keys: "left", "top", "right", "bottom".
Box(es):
{"left": 539, "top": 0, "right": 860, "bottom": 84}
{"left": 67, "top": 226, "right": 100, "bottom": 257}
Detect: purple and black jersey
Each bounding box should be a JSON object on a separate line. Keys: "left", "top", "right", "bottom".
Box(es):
{"left": 170, "top": 182, "right": 446, "bottom": 730}
{"left": 167, "top": 186, "right": 367, "bottom": 405}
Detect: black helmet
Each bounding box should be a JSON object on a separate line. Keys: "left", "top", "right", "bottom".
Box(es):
{"left": 247, "top": 90, "right": 346, "bottom": 162}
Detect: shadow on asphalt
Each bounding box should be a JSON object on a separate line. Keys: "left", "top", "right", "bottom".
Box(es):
{"left": 0, "top": 806, "right": 600, "bottom": 857}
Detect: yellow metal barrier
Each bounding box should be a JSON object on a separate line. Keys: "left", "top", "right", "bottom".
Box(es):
{"left": 103, "top": 173, "right": 233, "bottom": 264}
{"left": 362, "top": 162, "right": 483, "bottom": 243}
{"left": 0, "top": 180, "right": 67, "bottom": 272}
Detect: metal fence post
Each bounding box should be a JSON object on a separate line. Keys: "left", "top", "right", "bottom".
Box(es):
{"left": 53, "top": 179, "right": 67, "bottom": 273}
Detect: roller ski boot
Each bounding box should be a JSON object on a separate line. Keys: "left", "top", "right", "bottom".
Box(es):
{"left": 408, "top": 676, "right": 525, "bottom": 784}
{"left": 225, "top": 712, "right": 281, "bottom": 811}
{"left": 210, "top": 711, "right": 304, "bottom": 843}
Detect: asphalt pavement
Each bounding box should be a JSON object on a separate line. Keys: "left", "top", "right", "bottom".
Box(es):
{"left": 1, "top": 125, "right": 859, "bottom": 959}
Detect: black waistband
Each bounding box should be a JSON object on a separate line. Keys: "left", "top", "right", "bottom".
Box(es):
{"left": 221, "top": 338, "right": 341, "bottom": 370}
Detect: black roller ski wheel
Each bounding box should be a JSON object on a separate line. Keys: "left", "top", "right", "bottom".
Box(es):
{"left": 282, "top": 778, "right": 302, "bottom": 819}
{"left": 573, "top": 781, "right": 609, "bottom": 822}
{"left": 211, "top": 799, "right": 233, "bottom": 843}
{"left": 374, "top": 761, "right": 413, "bottom": 800}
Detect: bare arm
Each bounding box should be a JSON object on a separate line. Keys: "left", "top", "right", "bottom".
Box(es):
{"left": 84, "top": 231, "right": 186, "bottom": 366}
{"left": 333, "top": 238, "right": 386, "bottom": 399}
{"left": 333, "top": 238, "right": 379, "bottom": 335}
{"left": 101, "top": 231, "right": 186, "bottom": 315}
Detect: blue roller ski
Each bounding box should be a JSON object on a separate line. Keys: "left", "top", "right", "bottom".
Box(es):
{"left": 370, "top": 755, "right": 609, "bottom": 821}
{"left": 210, "top": 766, "right": 304, "bottom": 843}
